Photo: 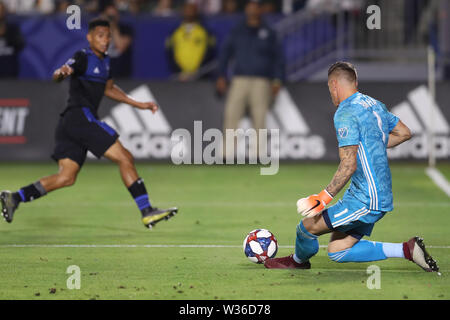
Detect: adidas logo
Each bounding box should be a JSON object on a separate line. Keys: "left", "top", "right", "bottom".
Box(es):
{"left": 88, "top": 85, "right": 172, "bottom": 159}
{"left": 93, "top": 67, "right": 100, "bottom": 74}
{"left": 91, "top": 86, "right": 325, "bottom": 161}
{"left": 388, "top": 85, "right": 450, "bottom": 159}
{"left": 238, "top": 88, "right": 326, "bottom": 159}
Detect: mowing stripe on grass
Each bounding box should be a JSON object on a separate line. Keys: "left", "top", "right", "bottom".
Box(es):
{"left": 1, "top": 244, "right": 449, "bottom": 249}
{"left": 29, "top": 201, "right": 450, "bottom": 208}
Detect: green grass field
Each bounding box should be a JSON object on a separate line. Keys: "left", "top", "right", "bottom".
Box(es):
{"left": 0, "top": 162, "right": 449, "bottom": 300}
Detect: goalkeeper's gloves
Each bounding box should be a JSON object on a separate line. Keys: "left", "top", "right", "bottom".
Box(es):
{"left": 296, "top": 189, "right": 333, "bottom": 218}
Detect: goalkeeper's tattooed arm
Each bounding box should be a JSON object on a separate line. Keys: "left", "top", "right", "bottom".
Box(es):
{"left": 325, "top": 145, "right": 358, "bottom": 197}
{"left": 297, "top": 145, "right": 357, "bottom": 217}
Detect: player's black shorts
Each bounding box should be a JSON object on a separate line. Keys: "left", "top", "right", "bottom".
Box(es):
{"left": 51, "top": 107, "right": 119, "bottom": 167}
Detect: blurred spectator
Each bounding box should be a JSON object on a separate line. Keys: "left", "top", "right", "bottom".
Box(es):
{"left": 1, "top": 0, "right": 36, "bottom": 14}
{"left": 418, "top": 0, "right": 440, "bottom": 43}
{"left": 0, "top": 2, "right": 25, "bottom": 77}
{"left": 82, "top": 0, "right": 101, "bottom": 13}
{"left": 35, "top": 0, "right": 55, "bottom": 14}
{"left": 405, "top": 0, "right": 429, "bottom": 44}
{"left": 54, "top": 0, "right": 72, "bottom": 13}
{"left": 114, "top": 0, "right": 140, "bottom": 13}
{"left": 189, "top": 0, "right": 222, "bottom": 15}
{"left": 222, "top": 0, "right": 238, "bottom": 14}
{"left": 419, "top": 0, "right": 450, "bottom": 79}
{"left": 260, "top": 0, "right": 279, "bottom": 14}
{"left": 216, "top": 0, "right": 284, "bottom": 156}
{"left": 165, "top": 2, "right": 216, "bottom": 80}
{"left": 101, "top": 2, "right": 134, "bottom": 77}
{"left": 305, "top": 0, "right": 362, "bottom": 14}
{"left": 280, "top": 0, "right": 307, "bottom": 14}
{"left": 153, "top": 0, "right": 176, "bottom": 16}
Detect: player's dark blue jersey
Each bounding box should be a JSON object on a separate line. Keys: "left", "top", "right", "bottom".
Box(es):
{"left": 62, "top": 47, "right": 112, "bottom": 117}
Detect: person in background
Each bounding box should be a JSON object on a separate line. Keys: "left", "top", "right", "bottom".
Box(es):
{"left": 0, "top": 2, "right": 25, "bottom": 78}
{"left": 216, "top": 0, "right": 284, "bottom": 158}
{"left": 54, "top": 0, "right": 73, "bottom": 13}
{"left": 35, "top": 0, "right": 56, "bottom": 14}
{"left": 222, "top": 0, "right": 239, "bottom": 14}
{"left": 114, "top": 0, "right": 141, "bottom": 14}
{"left": 101, "top": 2, "right": 134, "bottom": 77}
{"left": 189, "top": 0, "right": 222, "bottom": 15}
{"left": 1, "top": 0, "right": 35, "bottom": 14}
{"left": 165, "top": 1, "right": 216, "bottom": 81}
{"left": 260, "top": 0, "right": 279, "bottom": 14}
{"left": 153, "top": 0, "right": 176, "bottom": 16}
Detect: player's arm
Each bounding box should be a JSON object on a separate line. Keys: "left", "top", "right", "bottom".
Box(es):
{"left": 296, "top": 145, "right": 358, "bottom": 218}
{"left": 52, "top": 64, "right": 74, "bottom": 83}
{"left": 104, "top": 79, "right": 158, "bottom": 113}
{"left": 53, "top": 51, "right": 86, "bottom": 83}
{"left": 326, "top": 145, "right": 358, "bottom": 196}
{"left": 387, "top": 120, "right": 411, "bottom": 148}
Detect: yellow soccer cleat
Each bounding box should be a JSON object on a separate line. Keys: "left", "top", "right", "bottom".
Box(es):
{"left": 141, "top": 207, "right": 178, "bottom": 229}
{"left": 1, "top": 191, "right": 20, "bottom": 223}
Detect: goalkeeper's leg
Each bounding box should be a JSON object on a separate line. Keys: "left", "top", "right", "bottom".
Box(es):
{"left": 264, "top": 214, "right": 331, "bottom": 269}
{"left": 328, "top": 233, "right": 440, "bottom": 273}
{"left": 294, "top": 215, "right": 330, "bottom": 263}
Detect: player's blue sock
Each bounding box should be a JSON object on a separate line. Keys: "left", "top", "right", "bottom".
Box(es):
{"left": 293, "top": 221, "right": 319, "bottom": 263}
{"left": 328, "top": 240, "right": 405, "bottom": 263}
{"left": 128, "top": 178, "right": 152, "bottom": 214}
{"left": 15, "top": 181, "right": 47, "bottom": 203}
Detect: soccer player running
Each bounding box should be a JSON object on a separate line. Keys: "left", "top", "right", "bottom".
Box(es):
{"left": 265, "top": 62, "right": 440, "bottom": 273}
{"left": 0, "top": 19, "right": 178, "bottom": 229}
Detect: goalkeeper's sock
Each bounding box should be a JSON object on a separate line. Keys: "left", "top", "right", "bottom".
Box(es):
{"left": 328, "top": 240, "right": 405, "bottom": 263}
{"left": 293, "top": 220, "right": 319, "bottom": 264}
{"left": 15, "top": 181, "right": 47, "bottom": 203}
{"left": 128, "top": 178, "right": 152, "bottom": 215}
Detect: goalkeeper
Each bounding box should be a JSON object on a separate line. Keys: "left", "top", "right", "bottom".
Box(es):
{"left": 265, "top": 62, "right": 440, "bottom": 273}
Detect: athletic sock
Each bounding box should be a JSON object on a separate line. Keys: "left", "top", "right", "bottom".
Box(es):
{"left": 382, "top": 242, "right": 405, "bottom": 258}
{"left": 328, "top": 240, "right": 405, "bottom": 263}
{"left": 293, "top": 221, "right": 319, "bottom": 264}
{"left": 15, "top": 181, "right": 47, "bottom": 203}
{"left": 128, "top": 178, "right": 152, "bottom": 215}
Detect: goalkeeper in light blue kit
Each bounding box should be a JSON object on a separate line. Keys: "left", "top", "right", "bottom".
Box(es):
{"left": 265, "top": 62, "right": 440, "bottom": 273}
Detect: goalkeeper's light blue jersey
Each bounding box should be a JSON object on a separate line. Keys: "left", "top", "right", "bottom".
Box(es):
{"left": 334, "top": 91, "right": 399, "bottom": 212}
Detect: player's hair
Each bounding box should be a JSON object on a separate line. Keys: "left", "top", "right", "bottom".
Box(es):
{"left": 88, "top": 18, "right": 110, "bottom": 32}
{"left": 328, "top": 61, "right": 358, "bottom": 83}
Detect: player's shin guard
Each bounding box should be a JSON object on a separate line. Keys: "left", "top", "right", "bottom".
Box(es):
{"left": 328, "top": 240, "right": 388, "bottom": 263}
{"left": 294, "top": 221, "right": 319, "bottom": 263}
{"left": 128, "top": 178, "right": 152, "bottom": 214}
{"left": 15, "top": 181, "right": 47, "bottom": 203}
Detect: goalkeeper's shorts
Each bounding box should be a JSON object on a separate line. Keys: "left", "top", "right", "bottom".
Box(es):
{"left": 322, "top": 195, "right": 386, "bottom": 240}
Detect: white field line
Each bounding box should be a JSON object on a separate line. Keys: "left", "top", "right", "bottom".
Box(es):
{"left": 1, "top": 244, "right": 447, "bottom": 273}
{"left": 1, "top": 244, "right": 449, "bottom": 249}
{"left": 426, "top": 167, "right": 450, "bottom": 197}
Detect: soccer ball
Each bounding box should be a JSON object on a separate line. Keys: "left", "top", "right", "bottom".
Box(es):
{"left": 243, "top": 229, "right": 278, "bottom": 263}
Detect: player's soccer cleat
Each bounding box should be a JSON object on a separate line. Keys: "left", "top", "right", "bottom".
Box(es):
{"left": 403, "top": 236, "right": 440, "bottom": 274}
{"left": 141, "top": 207, "right": 178, "bottom": 229}
{"left": 264, "top": 255, "right": 311, "bottom": 269}
{"left": 0, "top": 191, "right": 20, "bottom": 223}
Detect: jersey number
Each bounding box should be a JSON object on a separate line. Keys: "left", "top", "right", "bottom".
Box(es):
{"left": 372, "top": 111, "right": 386, "bottom": 143}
